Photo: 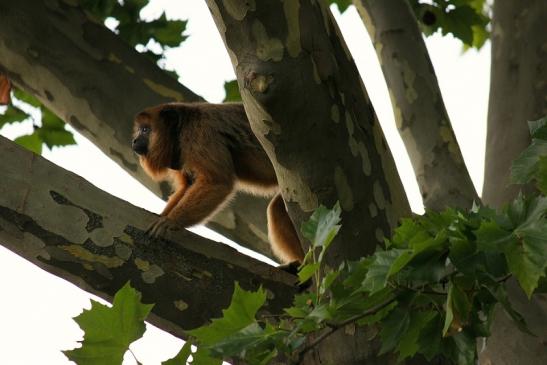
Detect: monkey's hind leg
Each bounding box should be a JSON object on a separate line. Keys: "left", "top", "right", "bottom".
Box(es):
{"left": 267, "top": 193, "right": 305, "bottom": 264}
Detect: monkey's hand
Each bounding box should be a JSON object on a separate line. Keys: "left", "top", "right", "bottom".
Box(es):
{"left": 146, "top": 216, "right": 182, "bottom": 238}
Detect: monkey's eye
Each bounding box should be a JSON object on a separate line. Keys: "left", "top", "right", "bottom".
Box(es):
{"left": 140, "top": 126, "right": 151, "bottom": 133}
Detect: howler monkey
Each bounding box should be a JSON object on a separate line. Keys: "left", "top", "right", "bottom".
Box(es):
{"left": 132, "top": 102, "right": 304, "bottom": 264}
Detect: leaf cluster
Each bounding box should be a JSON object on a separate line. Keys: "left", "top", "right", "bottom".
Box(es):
{"left": 0, "top": 0, "right": 188, "bottom": 153}
{"left": 0, "top": 88, "right": 76, "bottom": 154}
{"left": 64, "top": 283, "right": 154, "bottom": 365}
{"left": 409, "top": 0, "right": 490, "bottom": 49}
{"left": 80, "top": 0, "right": 187, "bottom": 71}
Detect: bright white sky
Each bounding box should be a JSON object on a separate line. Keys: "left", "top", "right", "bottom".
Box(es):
{"left": 0, "top": 1, "right": 490, "bottom": 364}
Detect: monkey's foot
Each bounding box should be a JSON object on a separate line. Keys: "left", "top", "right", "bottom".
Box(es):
{"left": 146, "top": 216, "right": 181, "bottom": 238}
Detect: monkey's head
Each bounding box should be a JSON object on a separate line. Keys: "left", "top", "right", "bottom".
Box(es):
{"left": 132, "top": 104, "right": 184, "bottom": 179}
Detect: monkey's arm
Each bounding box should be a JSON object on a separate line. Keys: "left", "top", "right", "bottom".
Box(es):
{"left": 148, "top": 169, "right": 234, "bottom": 237}
{"left": 160, "top": 171, "right": 189, "bottom": 217}
{"left": 167, "top": 173, "right": 234, "bottom": 226}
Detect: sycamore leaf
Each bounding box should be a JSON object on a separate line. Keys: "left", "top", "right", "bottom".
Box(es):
{"left": 379, "top": 308, "right": 410, "bottom": 354}
{"left": 536, "top": 156, "right": 547, "bottom": 194}
{"left": 13, "top": 87, "right": 41, "bottom": 107}
{"left": 162, "top": 341, "right": 192, "bottom": 365}
{"left": 528, "top": 116, "right": 547, "bottom": 140}
{"left": 14, "top": 133, "right": 42, "bottom": 154}
{"left": 191, "top": 348, "right": 223, "bottom": 365}
{"left": 511, "top": 139, "right": 547, "bottom": 184}
{"left": 397, "top": 311, "right": 437, "bottom": 361}
{"left": 188, "top": 283, "right": 266, "bottom": 345}
{"left": 442, "top": 282, "right": 455, "bottom": 337}
{"left": 475, "top": 220, "right": 514, "bottom": 252}
{"left": 363, "top": 249, "right": 410, "bottom": 293}
{"left": 300, "top": 202, "right": 342, "bottom": 249}
{"left": 329, "top": 0, "right": 352, "bottom": 13}
{"left": 0, "top": 105, "right": 30, "bottom": 129}
{"left": 64, "top": 282, "right": 154, "bottom": 365}
{"left": 416, "top": 313, "right": 443, "bottom": 361}
{"left": 486, "top": 285, "right": 533, "bottom": 335}
{"left": 506, "top": 221, "right": 547, "bottom": 297}
{"left": 223, "top": 80, "right": 242, "bottom": 102}
{"left": 445, "top": 331, "right": 476, "bottom": 365}
{"left": 298, "top": 263, "right": 320, "bottom": 284}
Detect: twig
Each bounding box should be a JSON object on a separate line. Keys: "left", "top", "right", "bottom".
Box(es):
{"left": 297, "top": 296, "right": 397, "bottom": 361}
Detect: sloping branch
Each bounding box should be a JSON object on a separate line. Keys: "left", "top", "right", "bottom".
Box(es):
{"left": 204, "top": 1, "right": 417, "bottom": 364}
{"left": 354, "top": 0, "right": 479, "bottom": 210}
{"left": 0, "top": 0, "right": 274, "bottom": 259}
{"left": 0, "top": 136, "right": 297, "bottom": 338}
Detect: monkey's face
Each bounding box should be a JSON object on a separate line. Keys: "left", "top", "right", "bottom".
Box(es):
{"left": 132, "top": 120, "right": 151, "bottom": 156}
{"left": 132, "top": 105, "right": 183, "bottom": 158}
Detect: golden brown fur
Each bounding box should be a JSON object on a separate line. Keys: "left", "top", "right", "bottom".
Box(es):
{"left": 132, "top": 102, "right": 304, "bottom": 263}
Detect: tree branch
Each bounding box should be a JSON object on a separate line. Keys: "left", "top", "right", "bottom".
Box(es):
{"left": 205, "top": 1, "right": 414, "bottom": 363}
{"left": 0, "top": 136, "right": 297, "bottom": 338}
{"left": 354, "top": 0, "right": 479, "bottom": 210}
{"left": 0, "top": 0, "right": 274, "bottom": 259}
{"left": 297, "top": 296, "right": 398, "bottom": 361}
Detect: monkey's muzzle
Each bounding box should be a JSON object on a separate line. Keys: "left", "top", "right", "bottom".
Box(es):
{"left": 132, "top": 137, "right": 148, "bottom": 155}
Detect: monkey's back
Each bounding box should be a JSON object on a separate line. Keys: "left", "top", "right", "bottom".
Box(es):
{"left": 191, "top": 102, "right": 278, "bottom": 193}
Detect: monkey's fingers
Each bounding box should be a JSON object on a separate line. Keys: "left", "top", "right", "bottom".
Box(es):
{"left": 146, "top": 216, "right": 180, "bottom": 238}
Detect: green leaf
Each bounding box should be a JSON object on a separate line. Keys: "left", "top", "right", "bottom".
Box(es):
{"left": 451, "top": 282, "right": 472, "bottom": 326}
{"left": 536, "top": 156, "right": 547, "bottom": 194}
{"left": 205, "top": 322, "right": 279, "bottom": 362}
{"left": 442, "top": 282, "right": 455, "bottom": 337}
{"left": 188, "top": 283, "right": 266, "bottom": 345}
{"left": 511, "top": 139, "right": 547, "bottom": 184}
{"left": 151, "top": 15, "right": 188, "bottom": 47}
{"left": 363, "top": 249, "right": 409, "bottom": 293}
{"left": 379, "top": 308, "right": 410, "bottom": 354}
{"left": 0, "top": 105, "right": 29, "bottom": 128}
{"left": 486, "top": 285, "right": 533, "bottom": 335}
{"left": 506, "top": 221, "right": 547, "bottom": 297}
{"left": 445, "top": 330, "right": 476, "bottom": 365}
{"left": 64, "top": 282, "right": 154, "bottom": 365}
{"left": 357, "top": 300, "right": 397, "bottom": 326}
{"left": 528, "top": 116, "right": 547, "bottom": 140}
{"left": 329, "top": 0, "right": 352, "bottom": 13}
{"left": 223, "top": 80, "right": 242, "bottom": 102}
{"left": 191, "top": 348, "right": 223, "bottom": 365}
{"left": 416, "top": 313, "right": 443, "bottom": 361}
{"left": 476, "top": 220, "right": 514, "bottom": 252}
{"left": 319, "top": 270, "right": 340, "bottom": 295}
{"left": 298, "top": 263, "right": 320, "bottom": 284}
{"left": 162, "top": 341, "right": 193, "bottom": 365}
{"left": 14, "top": 133, "right": 42, "bottom": 154}
{"left": 13, "top": 88, "right": 41, "bottom": 107}
{"left": 300, "top": 202, "right": 342, "bottom": 249}
{"left": 397, "top": 311, "right": 437, "bottom": 361}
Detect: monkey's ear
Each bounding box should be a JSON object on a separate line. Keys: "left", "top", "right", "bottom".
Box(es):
{"left": 160, "top": 108, "right": 180, "bottom": 124}
{"left": 160, "top": 107, "right": 183, "bottom": 135}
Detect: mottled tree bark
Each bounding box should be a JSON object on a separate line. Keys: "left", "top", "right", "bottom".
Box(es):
{"left": 204, "top": 1, "right": 414, "bottom": 363}
{"left": 0, "top": 136, "right": 297, "bottom": 338}
{"left": 0, "top": 0, "right": 274, "bottom": 259}
{"left": 480, "top": 0, "right": 547, "bottom": 363}
{"left": 354, "top": 0, "right": 478, "bottom": 210}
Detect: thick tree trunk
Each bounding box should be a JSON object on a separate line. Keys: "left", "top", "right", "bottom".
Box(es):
{"left": 354, "top": 0, "right": 478, "bottom": 210}
{"left": 204, "top": 1, "right": 416, "bottom": 363}
{"left": 0, "top": 0, "right": 274, "bottom": 259}
{"left": 481, "top": 0, "right": 547, "bottom": 364}
{"left": 0, "top": 136, "right": 297, "bottom": 338}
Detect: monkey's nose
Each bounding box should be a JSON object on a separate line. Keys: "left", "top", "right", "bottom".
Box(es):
{"left": 132, "top": 139, "right": 147, "bottom": 155}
